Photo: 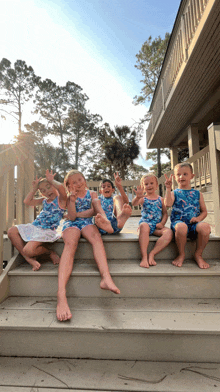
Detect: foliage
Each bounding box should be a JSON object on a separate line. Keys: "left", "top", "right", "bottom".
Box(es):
{"left": 87, "top": 124, "right": 143, "bottom": 180}
{"left": 134, "top": 33, "right": 170, "bottom": 105}
{"left": 0, "top": 58, "right": 40, "bottom": 133}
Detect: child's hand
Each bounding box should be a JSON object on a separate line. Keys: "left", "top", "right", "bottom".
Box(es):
{"left": 156, "top": 222, "right": 164, "bottom": 229}
{"left": 114, "top": 172, "right": 122, "bottom": 188}
{"left": 32, "top": 175, "right": 42, "bottom": 191}
{"left": 69, "top": 187, "right": 77, "bottom": 202}
{"left": 164, "top": 173, "right": 173, "bottom": 189}
{"left": 46, "top": 169, "right": 56, "bottom": 183}
{"left": 134, "top": 185, "right": 144, "bottom": 199}
{"left": 190, "top": 217, "right": 200, "bottom": 223}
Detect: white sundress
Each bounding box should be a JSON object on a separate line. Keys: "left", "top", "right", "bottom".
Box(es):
{"left": 17, "top": 196, "right": 65, "bottom": 242}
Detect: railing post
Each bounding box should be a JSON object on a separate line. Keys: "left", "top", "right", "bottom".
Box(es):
{"left": 208, "top": 123, "right": 220, "bottom": 236}
{"left": 16, "top": 133, "right": 35, "bottom": 224}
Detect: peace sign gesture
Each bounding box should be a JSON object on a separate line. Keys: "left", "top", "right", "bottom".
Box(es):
{"left": 114, "top": 172, "right": 122, "bottom": 188}
{"left": 32, "top": 175, "right": 42, "bottom": 192}
{"left": 164, "top": 173, "right": 173, "bottom": 190}
{"left": 45, "top": 169, "right": 56, "bottom": 183}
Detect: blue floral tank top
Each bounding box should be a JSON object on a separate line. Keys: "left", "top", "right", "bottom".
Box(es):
{"left": 32, "top": 196, "right": 65, "bottom": 230}
{"left": 170, "top": 189, "right": 200, "bottom": 225}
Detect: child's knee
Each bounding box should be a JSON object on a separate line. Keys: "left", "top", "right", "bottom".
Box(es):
{"left": 7, "top": 226, "right": 18, "bottom": 239}
{"left": 196, "top": 222, "right": 211, "bottom": 236}
{"left": 164, "top": 228, "right": 173, "bottom": 240}
{"left": 139, "top": 223, "right": 150, "bottom": 234}
{"left": 175, "top": 222, "right": 188, "bottom": 236}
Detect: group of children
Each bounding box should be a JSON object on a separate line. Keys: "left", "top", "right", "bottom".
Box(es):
{"left": 8, "top": 163, "right": 211, "bottom": 322}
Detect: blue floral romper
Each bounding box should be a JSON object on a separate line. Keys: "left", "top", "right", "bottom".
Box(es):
{"left": 139, "top": 196, "right": 163, "bottom": 235}
{"left": 170, "top": 188, "right": 200, "bottom": 239}
{"left": 17, "top": 196, "right": 65, "bottom": 242}
{"left": 62, "top": 189, "right": 93, "bottom": 232}
{"left": 98, "top": 195, "right": 121, "bottom": 234}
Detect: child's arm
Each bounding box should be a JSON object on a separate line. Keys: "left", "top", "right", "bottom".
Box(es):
{"left": 190, "top": 193, "right": 207, "bottom": 223}
{"left": 164, "top": 174, "right": 175, "bottom": 207}
{"left": 132, "top": 186, "right": 144, "bottom": 206}
{"left": 45, "top": 169, "right": 67, "bottom": 209}
{"left": 24, "top": 176, "right": 45, "bottom": 206}
{"left": 156, "top": 198, "right": 168, "bottom": 229}
{"left": 114, "top": 172, "right": 129, "bottom": 204}
{"left": 66, "top": 192, "right": 77, "bottom": 221}
{"left": 75, "top": 190, "right": 96, "bottom": 218}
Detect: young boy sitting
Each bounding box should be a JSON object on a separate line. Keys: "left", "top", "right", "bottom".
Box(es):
{"left": 164, "top": 163, "right": 211, "bottom": 269}
{"left": 93, "top": 172, "right": 132, "bottom": 234}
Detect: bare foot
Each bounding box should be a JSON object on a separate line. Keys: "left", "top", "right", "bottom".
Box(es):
{"left": 50, "top": 251, "right": 60, "bottom": 265}
{"left": 172, "top": 254, "right": 185, "bottom": 267}
{"left": 25, "top": 257, "right": 41, "bottom": 271}
{"left": 100, "top": 275, "right": 120, "bottom": 294}
{"left": 140, "top": 257, "right": 149, "bottom": 268}
{"left": 95, "top": 213, "right": 114, "bottom": 233}
{"left": 194, "top": 253, "right": 210, "bottom": 269}
{"left": 57, "top": 294, "right": 72, "bottom": 321}
{"left": 117, "top": 204, "right": 132, "bottom": 229}
{"left": 148, "top": 252, "right": 157, "bottom": 266}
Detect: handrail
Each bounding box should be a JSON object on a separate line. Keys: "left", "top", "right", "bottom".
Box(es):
{"left": 158, "top": 145, "right": 211, "bottom": 196}
{"left": 0, "top": 134, "right": 34, "bottom": 276}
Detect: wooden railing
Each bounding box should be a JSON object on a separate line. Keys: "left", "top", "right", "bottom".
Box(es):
{"left": 158, "top": 145, "right": 211, "bottom": 196}
{"left": 0, "top": 134, "right": 34, "bottom": 276}
{"left": 147, "top": 0, "right": 210, "bottom": 144}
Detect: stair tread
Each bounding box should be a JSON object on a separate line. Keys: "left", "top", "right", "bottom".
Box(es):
{"left": 1, "top": 356, "right": 219, "bottom": 392}
{"left": 8, "top": 259, "right": 220, "bottom": 276}
{"left": 1, "top": 296, "right": 220, "bottom": 334}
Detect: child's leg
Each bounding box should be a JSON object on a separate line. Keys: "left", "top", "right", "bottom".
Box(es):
{"left": 139, "top": 222, "right": 150, "bottom": 268}
{"left": 92, "top": 199, "right": 114, "bottom": 233}
{"left": 57, "top": 228, "right": 81, "bottom": 321}
{"left": 113, "top": 195, "right": 132, "bottom": 229}
{"left": 173, "top": 222, "right": 188, "bottom": 267}
{"left": 7, "top": 226, "right": 41, "bottom": 271}
{"left": 149, "top": 228, "right": 173, "bottom": 266}
{"left": 23, "top": 241, "right": 60, "bottom": 268}
{"left": 194, "top": 222, "right": 210, "bottom": 269}
{"left": 81, "top": 225, "right": 120, "bottom": 294}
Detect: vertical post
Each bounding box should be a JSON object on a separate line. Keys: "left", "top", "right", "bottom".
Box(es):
{"left": 16, "top": 133, "right": 35, "bottom": 224}
{"left": 0, "top": 175, "right": 4, "bottom": 275}
{"left": 208, "top": 123, "right": 220, "bottom": 236}
{"left": 188, "top": 124, "right": 200, "bottom": 186}
{"left": 170, "top": 147, "right": 178, "bottom": 189}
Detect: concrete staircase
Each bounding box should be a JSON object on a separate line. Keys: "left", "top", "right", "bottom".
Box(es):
{"left": 1, "top": 232, "right": 220, "bottom": 390}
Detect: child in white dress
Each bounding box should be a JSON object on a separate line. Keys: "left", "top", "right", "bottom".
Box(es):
{"left": 8, "top": 170, "right": 67, "bottom": 271}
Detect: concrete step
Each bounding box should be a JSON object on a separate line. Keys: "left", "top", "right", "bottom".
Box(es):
{"left": 1, "top": 296, "right": 220, "bottom": 361}
{"left": 26, "top": 233, "right": 220, "bottom": 261}
{"left": 8, "top": 259, "right": 220, "bottom": 298}
{"left": 1, "top": 356, "right": 220, "bottom": 391}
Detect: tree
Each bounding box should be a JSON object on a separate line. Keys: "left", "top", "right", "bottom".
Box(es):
{"left": 89, "top": 124, "right": 143, "bottom": 180}
{"left": 25, "top": 121, "right": 72, "bottom": 180}
{"left": 134, "top": 33, "right": 170, "bottom": 106}
{"left": 134, "top": 33, "right": 171, "bottom": 182}
{"left": 33, "top": 79, "right": 89, "bottom": 175}
{"left": 64, "top": 109, "right": 102, "bottom": 171}
{"left": 0, "top": 58, "right": 39, "bottom": 133}
{"left": 146, "top": 147, "right": 189, "bottom": 175}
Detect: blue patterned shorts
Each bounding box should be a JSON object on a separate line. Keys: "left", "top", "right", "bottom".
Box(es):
{"left": 171, "top": 220, "right": 198, "bottom": 240}
{"left": 139, "top": 219, "right": 157, "bottom": 235}
{"left": 62, "top": 217, "right": 93, "bottom": 232}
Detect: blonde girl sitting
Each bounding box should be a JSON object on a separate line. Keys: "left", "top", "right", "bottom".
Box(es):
{"left": 132, "top": 173, "right": 173, "bottom": 268}
{"left": 57, "top": 169, "right": 120, "bottom": 322}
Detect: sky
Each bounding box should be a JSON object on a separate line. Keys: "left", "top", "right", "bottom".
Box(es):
{"left": 0, "top": 0, "right": 180, "bottom": 169}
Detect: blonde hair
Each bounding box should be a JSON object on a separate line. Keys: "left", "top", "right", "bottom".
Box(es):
{"left": 64, "top": 169, "right": 86, "bottom": 188}
{"left": 174, "top": 162, "right": 193, "bottom": 173}
{"left": 140, "top": 172, "right": 158, "bottom": 187}
{"left": 38, "top": 178, "right": 49, "bottom": 188}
